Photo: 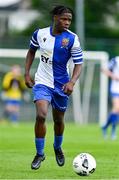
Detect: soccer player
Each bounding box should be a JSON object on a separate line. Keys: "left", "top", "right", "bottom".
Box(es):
{"left": 24, "top": 5, "right": 83, "bottom": 170}
{"left": 102, "top": 57, "right": 119, "bottom": 140}
{"left": 1, "top": 65, "right": 27, "bottom": 124}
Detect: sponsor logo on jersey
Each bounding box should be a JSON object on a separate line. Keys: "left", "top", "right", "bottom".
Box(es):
{"left": 41, "top": 55, "right": 49, "bottom": 63}
{"left": 41, "top": 55, "right": 52, "bottom": 64}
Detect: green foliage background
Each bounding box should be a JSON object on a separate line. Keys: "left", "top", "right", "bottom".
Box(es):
{"left": 20, "top": 0, "right": 119, "bottom": 39}
{"left": 1, "top": 0, "right": 119, "bottom": 55}
{"left": 21, "top": 0, "right": 75, "bottom": 36}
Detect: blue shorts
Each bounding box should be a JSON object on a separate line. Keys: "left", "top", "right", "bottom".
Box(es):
{"left": 32, "top": 84, "right": 69, "bottom": 112}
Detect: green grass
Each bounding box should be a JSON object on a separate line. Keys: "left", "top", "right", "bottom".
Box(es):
{"left": 0, "top": 122, "right": 119, "bottom": 179}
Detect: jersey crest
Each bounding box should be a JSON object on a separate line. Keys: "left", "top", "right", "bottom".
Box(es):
{"left": 61, "top": 38, "right": 69, "bottom": 48}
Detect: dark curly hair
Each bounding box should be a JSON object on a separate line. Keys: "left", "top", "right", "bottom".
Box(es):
{"left": 50, "top": 5, "right": 74, "bottom": 17}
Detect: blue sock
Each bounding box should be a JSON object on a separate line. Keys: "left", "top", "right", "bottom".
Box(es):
{"left": 112, "top": 123, "right": 116, "bottom": 137}
{"left": 103, "top": 113, "right": 117, "bottom": 129}
{"left": 54, "top": 135, "right": 63, "bottom": 149}
{"left": 111, "top": 114, "right": 118, "bottom": 137}
{"left": 35, "top": 138, "right": 45, "bottom": 156}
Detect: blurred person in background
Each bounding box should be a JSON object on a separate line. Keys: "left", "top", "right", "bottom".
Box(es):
{"left": 25, "top": 5, "right": 83, "bottom": 170}
{"left": 1, "top": 65, "right": 29, "bottom": 125}
{"left": 101, "top": 57, "right": 119, "bottom": 140}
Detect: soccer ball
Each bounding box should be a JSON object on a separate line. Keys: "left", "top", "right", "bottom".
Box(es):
{"left": 72, "top": 153, "right": 96, "bottom": 176}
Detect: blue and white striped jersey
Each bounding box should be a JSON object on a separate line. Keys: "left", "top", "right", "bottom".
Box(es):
{"left": 108, "top": 57, "right": 119, "bottom": 94}
{"left": 30, "top": 26, "right": 83, "bottom": 89}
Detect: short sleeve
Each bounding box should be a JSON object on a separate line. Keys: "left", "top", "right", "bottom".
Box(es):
{"left": 71, "top": 35, "right": 83, "bottom": 64}
{"left": 30, "top": 29, "right": 39, "bottom": 50}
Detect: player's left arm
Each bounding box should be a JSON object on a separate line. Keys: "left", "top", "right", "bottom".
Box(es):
{"left": 63, "top": 35, "right": 83, "bottom": 95}
{"left": 70, "top": 63, "right": 82, "bottom": 84}
{"left": 63, "top": 64, "right": 82, "bottom": 95}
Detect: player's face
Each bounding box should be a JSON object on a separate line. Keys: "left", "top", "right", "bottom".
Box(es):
{"left": 54, "top": 13, "right": 72, "bottom": 32}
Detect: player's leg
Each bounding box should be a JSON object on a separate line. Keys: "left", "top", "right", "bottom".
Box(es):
{"left": 9, "top": 103, "right": 20, "bottom": 124}
{"left": 51, "top": 89, "right": 69, "bottom": 166}
{"left": 35, "top": 100, "right": 49, "bottom": 138}
{"left": 53, "top": 108, "right": 65, "bottom": 135}
{"left": 53, "top": 108, "right": 65, "bottom": 148}
{"left": 3, "top": 101, "right": 14, "bottom": 122}
{"left": 102, "top": 94, "right": 119, "bottom": 139}
{"left": 31, "top": 100, "right": 49, "bottom": 169}
{"left": 102, "top": 113, "right": 114, "bottom": 138}
{"left": 3, "top": 100, "right": 20, "bottom": 124}
{"left": 111, "top": 96, "right": 119, "bottom": 140}
{"left": 52, "top": 108, "right": 65, "bottom": 166}
{"left": 31, "top": 84, "right": 52, "bottom": 170}
{"left": 3, "top": 103, "right": 11, "bottom": 121}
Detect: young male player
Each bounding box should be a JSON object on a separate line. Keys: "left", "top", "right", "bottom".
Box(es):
{"left": 24, "top": 5, "right": 83, "bottom": 169}
{"left": 102, "top": 57, "right": 119, "bottom": 140}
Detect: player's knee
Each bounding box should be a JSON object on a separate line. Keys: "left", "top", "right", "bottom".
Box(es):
{"left": 36, "top": 112, "right": 47, "bottom": 123}
{"left": 54, "top": 118, "right": 64, "bottom": 125}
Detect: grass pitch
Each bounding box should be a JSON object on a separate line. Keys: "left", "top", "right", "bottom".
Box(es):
{"left": 0, "top": 122, "right": 119, "bottom": 179}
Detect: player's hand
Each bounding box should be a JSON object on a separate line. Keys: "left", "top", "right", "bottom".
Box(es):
{"left": 24, "top": 74, "right": 35, "bottom": 88}
{"left": 62, "top": 81, "right": 74, "bottom": 95}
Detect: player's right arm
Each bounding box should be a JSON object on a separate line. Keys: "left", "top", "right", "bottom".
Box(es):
{"left": 25, "top": 48, "right": 36, "bottom": 88}
{"left": 24, "top": 29, "right": 39, "bottom": 88}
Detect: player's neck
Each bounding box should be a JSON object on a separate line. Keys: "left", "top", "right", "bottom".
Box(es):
{"left": 52, "top": 25, "right": 62, "bottom": 35}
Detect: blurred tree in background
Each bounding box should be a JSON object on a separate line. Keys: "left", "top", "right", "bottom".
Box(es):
{"left": 21, "top": 0, "right": 75, "bottom": 36}
{"left": 1, "top": 0, "right": 119, "bottom": 55}
{"left": 85, "top": 0, "right": 119, "bottom": 38}
{"left": 21, "top": 0, "right": 119, "bottom": 39}
{"left": 85, "top": 0, "right": 119, "bottom": 55}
